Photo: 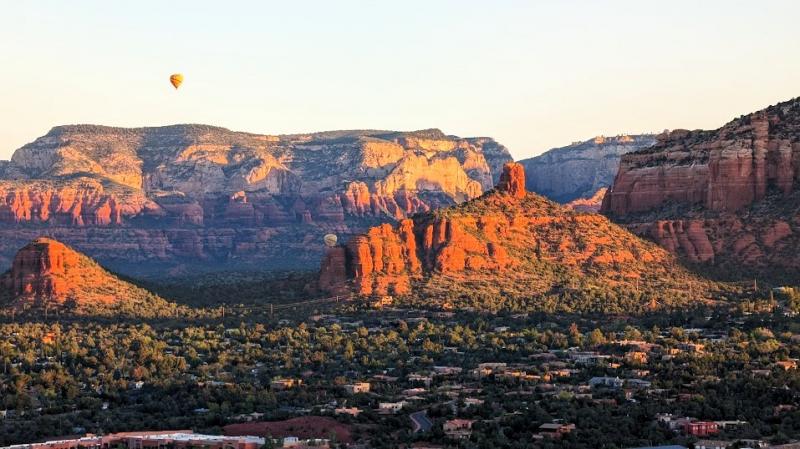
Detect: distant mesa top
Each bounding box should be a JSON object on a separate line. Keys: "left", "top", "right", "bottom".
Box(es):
{"left": 169, "top": 73, "right": 183, "bottom": 89}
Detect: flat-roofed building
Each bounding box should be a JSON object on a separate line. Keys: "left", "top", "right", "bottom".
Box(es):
{"left": 1, "top": 432, "right": 265, "bottom": 449}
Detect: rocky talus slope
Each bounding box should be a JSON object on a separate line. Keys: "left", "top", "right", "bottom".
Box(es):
{"left": 602, "top": 97, "right": 800, "bottom": 280}
{"left": 0, "top": 126, "right": 511, "bottom": 275}
{"left": 565, "top": 188, "right": 608, "bottom": 213}
{"left": 320, "top": 163, "right": 718, "bottom": 313}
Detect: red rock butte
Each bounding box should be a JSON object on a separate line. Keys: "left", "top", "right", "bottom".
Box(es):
{"left": 5, "top": 238, "right": 78, "bottom": 299}
{"left": 1, "top": 237, "right": 161, "bottom": 309}
{"left": 319, "top": 160, "right": 713, "bottom": 308}
{"left": 497, "top": 162, "right": 527, "bottom": 198}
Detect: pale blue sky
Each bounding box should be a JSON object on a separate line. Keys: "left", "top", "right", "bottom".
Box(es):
{"left": 1, "top": 0, "right": 798, "bottom": 160}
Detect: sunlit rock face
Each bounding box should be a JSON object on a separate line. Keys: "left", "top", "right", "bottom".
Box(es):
{"left": 4, "top": 238, "right": 79, "bottom": 300}
{"left": 602, "top": 97, "right": 800, "bottom": 279}
{"left": 1, "top": 237, "right": 154, "bottom": 308}
{"left": 320, "top": 162, "right": 702, "bottom": 303}
{"left": 0, "top": 125, "right": 512, "bottom": 276}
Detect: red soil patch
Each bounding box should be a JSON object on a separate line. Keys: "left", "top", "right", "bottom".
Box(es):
{"left": 224, "top": 417, "right": 353, "bottom": 444}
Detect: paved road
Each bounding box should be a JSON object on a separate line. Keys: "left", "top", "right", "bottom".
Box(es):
{"left": 410, "top": 410, "right": 433, "bottom": 433}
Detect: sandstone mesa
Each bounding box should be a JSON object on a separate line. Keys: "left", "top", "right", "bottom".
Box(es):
{"left": 602, "top": 97, "right": 800, "bottom": 279}
{"left": 0, "top": 126, "right": 512, "bottom": 275}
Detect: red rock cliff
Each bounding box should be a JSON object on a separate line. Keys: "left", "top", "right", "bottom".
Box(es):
{"left": 601, "top": 97, "right": 800, "bottom": 277}
{"left": 320, "top": 162, "right": 702, "bottom": 303}
{"left": 603, "top": 101, "right": 800, "bottom": 215}
{"left": 0, "top": 126, "right": 513, "bottom": 275}
{"left": 0, "top": 179, "right": 145, "bottom": 226}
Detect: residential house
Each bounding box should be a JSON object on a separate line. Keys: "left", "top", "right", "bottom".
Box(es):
{"left": 282, "top": 436, "right": 331, "bottom": 448}
{"left": 684, "top": 421, "right": 719, "bottom": 437}
{"left": 549, "top": 369, "right": 573, "bottom": 378}
{"left": 372, "top": 374, "right": 399, "bottom": 382}
{"left": 270, "top": 378, "right": 302, "bottom": 391}
{"left": 402, "top": 388, "right": 427, "bottom": 397}
{"left": 334, "top": 407, "right": 362, "bottom": 417}
{"left": 407, "top": 374, "right": 433, "bottom": 386}
{"left": 497, "top": 370, "right": 539, "bottom": 382}
{"left": 625, "top": 351, "right": 648, "bottom": 364}
{"left": 694, "top": 440, "right": 732, "bottom": 449}
{"left": 433, "top": 366, "right": 463, "bottom": 376}
{"left": 655, "top": 413, "right": 687, "bottom": 431}
{"left": 569, "top": 352, "right": 611, "bottom": 366}
{"left": 589, "top": 376, "right": 624, "bottom": 389}
{"left": 343, "top": 382, "right": 370, "bottom": 394}
{"left": 475, "top": 363, "right": 507, "bottom": 378}
{"left": 626, "top": 379, "right": 652, "bottom": 389}
{"left": 378, "top": 401, "right": 408, "bottom": 414}
{"left": 678, "top": 343, "right": 705, "bottom": 353}
{"left": 463, "top": 398, "right": 484, "bottom": 407}
{"left": 536, "top": 422, "right": 575, "bottom": 439}
{"left": 443, "top": 419, "right": 474, "bottom": 439}
{"left": 775, "top": 360, "right": 798, "bottom": 371}
{"left": 714, "top": 420, "right": 746, "bottom": 430}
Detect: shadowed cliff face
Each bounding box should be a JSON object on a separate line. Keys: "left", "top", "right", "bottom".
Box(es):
{"left": 518, "top": 135, "right": 656, "bottom": 203}
{"left": 319, "top": 163, "right": 716, "bottom": 311}
{"left": 0, "top": 126, "right": 512, "bottom": 276}
{"left": 602, "top": 97, "right": 800, "bottom": 280}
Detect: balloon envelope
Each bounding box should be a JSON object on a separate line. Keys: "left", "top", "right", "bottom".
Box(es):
{"left": 324, "top": 234, "right": 338, "bottom": 247}
{"left": 169, "top": 73, "right": 183, "bottom": 89}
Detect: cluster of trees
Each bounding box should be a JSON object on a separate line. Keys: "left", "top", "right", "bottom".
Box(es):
{"left": 3, "top": 303, "right": 800, "bottom": 447}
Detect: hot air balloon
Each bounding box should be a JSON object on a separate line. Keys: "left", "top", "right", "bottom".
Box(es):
{"left": 324, "top": 234, "right": 338, "bottom": 247}
{"left": 169, "top": 73, "right": 184, "bottom": 89}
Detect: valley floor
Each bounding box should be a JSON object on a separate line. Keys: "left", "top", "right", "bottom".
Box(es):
{"left": 2, "top": 296, "right": 800, "bottom": 449}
